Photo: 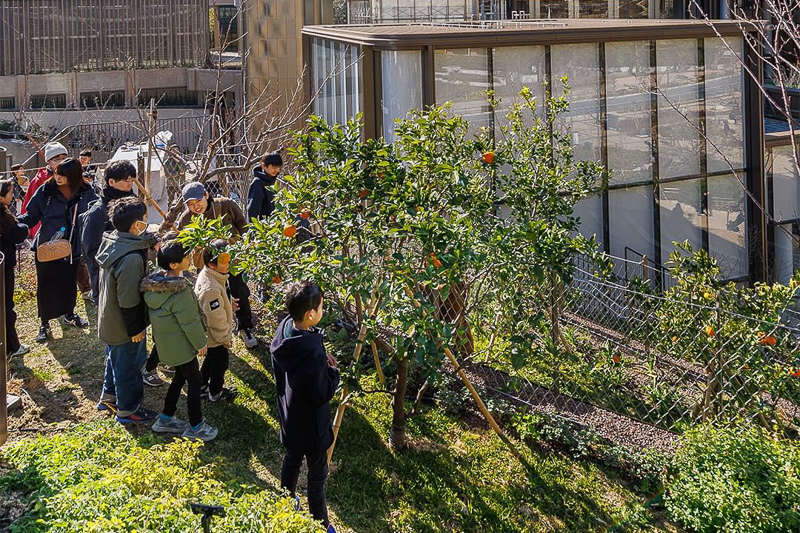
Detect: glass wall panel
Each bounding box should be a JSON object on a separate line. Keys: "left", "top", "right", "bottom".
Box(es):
{"left": 609, "top": 186, "right": 654, "bottom": 261}
{"left": 541, "top": 0, "right": 570, "bottom": 17}
{"left": 605, "top": 40, "right": 652, "bottom": 185}
{"left": 492, "top": 45, "right": 546, "bottom": 128}
{"left": 434, "top": 48, "right": 491, "bottom": 132}
{"left": 551, "top": 43, "right": 603, "bottom": 167}
{"left": 657, "top": 39, "right": 701, "bottom": 179}
{"left": 704, "top": 36, "right": 745, "bottom": 172}
{"left": 578, "top": 0, "right": 608, "bottom": 18}
{"left": 573, "top": 194, "right": 604, "bottom": 249}
{"left": 708, "top": 175, "right": 747, "bottom": 279}
{"left": 659, "top": 179, "right": 703, "bottom": 265}
{"left": 618, "top": 0, "right": 648, "bottom": 18}
{"left": 771, "top": 145, "right": 800, "bottom": 223}
{"left": 381, "top": 50, "right": 423, "bottom": 142}
{"left": 311, "top": 38, "right": 361, "bottom": 126}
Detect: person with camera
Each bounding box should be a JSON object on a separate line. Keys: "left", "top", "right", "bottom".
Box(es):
{"left": 19, "top": 158, "right": 97, "bottom": 343}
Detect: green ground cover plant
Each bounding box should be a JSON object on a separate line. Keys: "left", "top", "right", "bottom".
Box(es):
{"left": 664, "top": 423, "right": 800, "bottom": 533}
{"left": 0, "top": 422, "right": 321, "bottom": 533}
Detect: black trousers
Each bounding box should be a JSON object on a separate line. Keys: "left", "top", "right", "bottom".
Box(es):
{"left": 162, "top": 357, "right": 203, "bottom": 427}
{"left": 145, "top": 345, "right": 159, "bottom": 372}
{"left": 228, "top": 272, "right": 253, "bottom": 331}
{"left": 4, "top": 267, "right": 20, "bottom": 354}
{"left": 201, "top": 345, "right": 229, "bottom": 395}
{"left": 281, "top": 446, "right": 330, "bottom": 527}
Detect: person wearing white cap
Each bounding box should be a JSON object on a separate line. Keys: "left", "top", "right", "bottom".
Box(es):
{"left": 20, "top": 142, "right": 69, "bottom": 238}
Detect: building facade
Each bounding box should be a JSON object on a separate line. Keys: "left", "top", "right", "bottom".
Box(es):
{"left": 302, "top": 20, "right": 766, "bottom": 282}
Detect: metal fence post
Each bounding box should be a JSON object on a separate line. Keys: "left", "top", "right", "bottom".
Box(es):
{"left": 0, "top": 251, "right": 7, "bottom": 447}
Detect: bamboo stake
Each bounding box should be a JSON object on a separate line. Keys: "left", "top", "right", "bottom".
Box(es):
{"left": 403, "top": 285, "right": 519, "bottom": 458}
{"left": 328, "top": 294, "right": 381, "bottom": 463}
{"left": 371, "top": 341, "right": 386, "bottom": 387}
{"left": 133, "top": 177, "right": 167, "bottom": 220}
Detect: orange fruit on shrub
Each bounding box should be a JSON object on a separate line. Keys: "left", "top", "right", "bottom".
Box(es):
{"left": 612, "top": 354, "right": 621, "bottom": 364}
{"left": 482, "top": 151, "right": 495, "bottom": 164}
{"left": 760, "top": 335, "right": 777, "bottom": 346}
{"left": 300, "top": 209, "right": 311, "bottom": 219}
{"left": 283, "top": 225, "right": 297, "bottom": 238}
{"left": 433, "top": 259, "right": 443, "bottom": 268}
{"left": 272, "top": 275, "right": 282, "bottom": 284}
{"left": 792, "top": 369, "right": 800, "bottom": 378}
{"left": 705, "top": 325, "right": 715, "bottom": 338}
{"left": 359, "top": 189, "right": 369, "bottom": 199}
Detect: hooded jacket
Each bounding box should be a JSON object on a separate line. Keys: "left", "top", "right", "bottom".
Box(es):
{"left": 141, "top": 272, "right": 207, "bottom": 367}
{"left": 81, "top": 186, "right": 136, "bottom": 261}
{"left": 246, "top": 166, "right": 276, "bottom": 222}
{"left": 18, "top": 180, "right": 97, "bottom": 254}
{"left": 194, "top": 266, "right": 233, "bottom": 348}
{"left": 95, "top": 230, "right": 155, "bottom": 346}
{"left": 270, "top": 315, "right": 340, "bottom": 453}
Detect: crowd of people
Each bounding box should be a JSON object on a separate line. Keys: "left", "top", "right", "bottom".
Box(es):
{"left": 2, "top": 144, "right": 339, "bottom": 532}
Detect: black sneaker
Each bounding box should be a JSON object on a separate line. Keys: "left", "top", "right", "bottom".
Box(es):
{"left": 61, "top": 313, "right": 89, "bottom": 329}
{"left": 35, "top": 324, "right": 50, "bottom": 343}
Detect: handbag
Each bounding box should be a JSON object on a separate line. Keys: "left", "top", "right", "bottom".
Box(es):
{"left": 36, "top": 204, "right": 77, "bottom": 263}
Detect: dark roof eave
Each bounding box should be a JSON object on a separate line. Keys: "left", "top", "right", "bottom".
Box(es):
{"left": 301, "top": 19, "right": 764, "bottom": 50}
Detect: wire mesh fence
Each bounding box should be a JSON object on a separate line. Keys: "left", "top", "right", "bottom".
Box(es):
{"left": 474, "top": 253, "right": 800, "bottom": 441}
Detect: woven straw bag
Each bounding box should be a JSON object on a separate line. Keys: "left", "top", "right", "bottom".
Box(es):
{"left": 36, "top": 204, "right": 77, "bottom": 263}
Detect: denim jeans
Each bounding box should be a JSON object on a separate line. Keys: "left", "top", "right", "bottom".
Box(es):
{"left": 102, "top": 340, "right": 147, "bottom": 417}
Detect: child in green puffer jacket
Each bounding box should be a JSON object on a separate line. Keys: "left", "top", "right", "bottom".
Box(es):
{"left": 141, "top": 238, "right": 217, "bottom": 442}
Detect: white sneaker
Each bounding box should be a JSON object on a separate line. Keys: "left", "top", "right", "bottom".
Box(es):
{"left": 182, "top": 420, "right": 218, "bottom": 442}
{"left": 9, "top": 345, "right": 30, "bottom": 357}
{"left": 152, "top": 415, "right": 191, "bottom": 434}
{"left": 238, "top": 329, "right": 258, "bottom": 349}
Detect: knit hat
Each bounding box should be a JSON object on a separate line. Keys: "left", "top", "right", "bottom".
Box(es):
{"left": 44, "top": 142, "right": 68, "bottom": 163}
{"left": 181, "top": 181, "right": 207, "bottom": 202}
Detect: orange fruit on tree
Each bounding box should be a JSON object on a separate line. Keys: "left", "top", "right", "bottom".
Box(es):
{"left": 283, "top": 225, "right": 297, "bottom": 238}
{"left": 433, "top": 258, "right": 443, "bottom": 268}
{"left": 482, "top": 151, "right": 495, "bottom": 164}
{"left": 705, "top": 325, "right": 715, "bottom": 338}
{"left": 300, "top": 208, "right": 311, "bottom": 219}
{"left": 359, "top": 189, "right": 369, "bottom": 199}
{"left": 671, "top": 336, "right": 678, "bottom": 343}
{"left": 760, "top": 335, "right": 777, "bottom": 346}
{"left": 612, "top": 354, "right": 621, "bottom": 364}
{"left": 792, "top": 369, "right": 800, "bottom": 378}
{"left": 272, "top": 275, "right": 282, "bottom": 284}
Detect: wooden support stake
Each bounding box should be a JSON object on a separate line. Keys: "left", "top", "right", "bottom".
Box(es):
{"left": 328, "top": 294, "right": 381, "bottom": 463}
{"left": 133, "top": 177, "right": 167, "bottom": 220}
{"left": 371, "top": 341, "right": 386, "bottom": 387}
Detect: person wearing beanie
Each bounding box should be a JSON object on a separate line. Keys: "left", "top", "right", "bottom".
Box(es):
{"left": 21, "top": 141, "right": 69, "bottom": 239}
{"left": 176, "top": 181, "right": 258, "bottom": 349}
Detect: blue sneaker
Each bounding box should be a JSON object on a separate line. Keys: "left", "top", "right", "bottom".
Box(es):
{"left": 326, "top": 525, "right": 337, "bottom": 533}
{"left": 115, "top": 406, "right": 158, "bottom": 424}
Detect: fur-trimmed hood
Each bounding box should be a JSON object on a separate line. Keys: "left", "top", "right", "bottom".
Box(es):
{"left": 141, "top": 271, "right": 192, "bottom": 309}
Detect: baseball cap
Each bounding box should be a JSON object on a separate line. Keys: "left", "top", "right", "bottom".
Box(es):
{"left": 181, "top": 181, "right": 206, "bottom": 202}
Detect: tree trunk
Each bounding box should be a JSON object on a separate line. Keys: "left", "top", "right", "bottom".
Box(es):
{"left": 390, "top": 355, "right": 408, "bottom": 451}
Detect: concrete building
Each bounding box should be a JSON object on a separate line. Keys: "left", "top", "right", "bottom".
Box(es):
{"left": 0, "top": 0, "right": 242, "bottom": 153}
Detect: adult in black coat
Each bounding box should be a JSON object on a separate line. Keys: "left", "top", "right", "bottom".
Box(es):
{"left": 0, "top": 179, "right": 29, "bottom": 356}
{"left": 269, "top": 282, "right": 339, "bottom": 530}
{"left": 19, "top": 158, "right": 98, "bottom": 343}
{"left": 81, "top": 160, "right": 137, "bottom": 301}
{"left": 246, "top": 152, "right": 282, "bottom": 222}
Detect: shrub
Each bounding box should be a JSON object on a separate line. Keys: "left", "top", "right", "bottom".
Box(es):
{"left": 665, "top": 423, "right": 800, "bottom": 533}
{"left": 0, "top": 422, "right": 322, "bottom": 533}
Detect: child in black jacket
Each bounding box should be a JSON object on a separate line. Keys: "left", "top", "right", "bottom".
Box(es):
{"left": 270, "top": 281, "right": 339, "bottom": 533}
{"left": 0, "top": 179, "right": 29, "bottom": 357}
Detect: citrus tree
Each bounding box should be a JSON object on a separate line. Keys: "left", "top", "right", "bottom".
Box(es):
{"left": 227, "top": 88, "right": 606, "bottom": 456}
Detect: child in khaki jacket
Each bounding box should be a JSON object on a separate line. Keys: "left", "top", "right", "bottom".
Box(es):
{"left": 195, "top": 239, "right": 235, "bottom": 401}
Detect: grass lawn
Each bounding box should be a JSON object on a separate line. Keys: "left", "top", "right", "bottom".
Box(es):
{"left": 4, "top": 266, "right": 680, "bottom": 532}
